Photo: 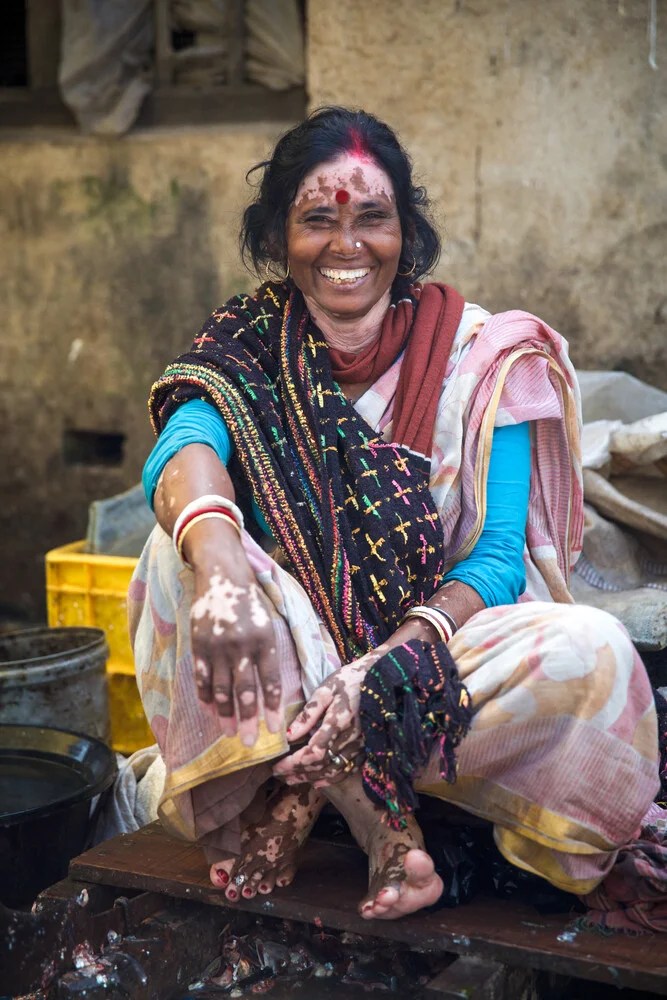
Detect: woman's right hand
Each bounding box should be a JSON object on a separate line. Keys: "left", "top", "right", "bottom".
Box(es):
{"left": 184, "top": 519, "right": 282, "bottom": 746}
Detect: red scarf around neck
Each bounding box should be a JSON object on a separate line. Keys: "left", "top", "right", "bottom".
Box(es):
{"left": 327, "top": 283, "right": 465, "bottom": 458}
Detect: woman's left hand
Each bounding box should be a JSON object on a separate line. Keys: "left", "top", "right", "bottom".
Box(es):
{"left": 272, "top": 652, "right": 379, "bottom": 787}
{"left": 272, "top": 615, "right": 445, "bottom": 788}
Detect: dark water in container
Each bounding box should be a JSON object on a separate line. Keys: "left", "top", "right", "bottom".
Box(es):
{"left": 0, "top": 725, "right": 116, "bottom": 907}
{"left": 0, "top": 755, "right": 87, "bottom": 815}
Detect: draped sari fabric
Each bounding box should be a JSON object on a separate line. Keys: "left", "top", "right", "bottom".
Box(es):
{"left": 131, "top": 287, "right": 661, "bottom": 929}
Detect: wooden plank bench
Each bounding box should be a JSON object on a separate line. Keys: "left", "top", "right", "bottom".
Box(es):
{"left": 68, "top": 821, "right": 667, "bottom": 996}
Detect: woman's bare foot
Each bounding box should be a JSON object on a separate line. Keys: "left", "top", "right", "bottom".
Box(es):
{"left": 360, "top": 818, "right": 443, "bottom": 919}
{"left": 209, "top": 783, "right": 325, "bottom": 902}
{"left": 325, "top": 772, "right": 443, "bottom": 920}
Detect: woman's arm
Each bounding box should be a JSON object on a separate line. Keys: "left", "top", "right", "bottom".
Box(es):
{"left": 425, "top": 421, "right": 531, "bottom": 628}
{"left": 144, "top": 399, "right": 234, "bottom": 510}
{"left": 154, "top": 443, "right": 282, "bottom": 746}
{"left": 433, "top": 422, "right": 530, "bottom": 610}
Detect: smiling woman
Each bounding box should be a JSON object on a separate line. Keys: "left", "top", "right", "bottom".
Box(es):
{"left": 130, "top": 107, "right": 663, "bottom": 931}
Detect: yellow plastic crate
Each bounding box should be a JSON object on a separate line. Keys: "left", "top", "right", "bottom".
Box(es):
{"left": 45, "top": 541, "right": 152, "bottom": 755}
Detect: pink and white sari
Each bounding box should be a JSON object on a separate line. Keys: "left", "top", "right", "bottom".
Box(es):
{"left": 129, "top": 303, "right": 659, "bottom": 924}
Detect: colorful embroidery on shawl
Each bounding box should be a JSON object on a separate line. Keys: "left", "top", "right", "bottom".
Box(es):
{"left": 360, "top": 639, "right": 472, "bottom": 829}
{"left": 150, "top": 282, "right": 445, "bottom": 662}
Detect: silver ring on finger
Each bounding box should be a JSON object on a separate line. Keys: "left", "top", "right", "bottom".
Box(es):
{"left": 327, "top": 748, "right": 348, "bottom": 768}
{"left": 234, "top": 874, "right": 247, "bottom": 886}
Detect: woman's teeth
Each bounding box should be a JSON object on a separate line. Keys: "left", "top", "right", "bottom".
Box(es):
{"left": 319, "top": 267, "right": 370, "bottom": 284}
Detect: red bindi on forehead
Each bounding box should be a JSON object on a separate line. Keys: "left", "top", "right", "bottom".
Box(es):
{"left": 335, "top": 189, "right": 350, "bottom": 204}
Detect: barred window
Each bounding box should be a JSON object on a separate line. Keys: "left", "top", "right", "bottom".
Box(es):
{"left": 0, "top": 0, "right": 70, "bottom": 127}
{"left": 0, "top": 0, "right": 306, "bottom": 132}
{"left": 143, "top": 0, "right": 306, "bottom": 127}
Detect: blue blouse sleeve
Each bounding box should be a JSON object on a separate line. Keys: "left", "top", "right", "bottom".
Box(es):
{"left": 442, "top": 422, "right": 531, "bottom": 607}
{"left": 142, "top": 399, "right": 234, "bottom": 509}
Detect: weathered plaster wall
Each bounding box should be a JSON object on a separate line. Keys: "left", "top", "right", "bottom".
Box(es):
{"left": 0, "top": 125, "right": 286, "bottom": 619}
{"left": 309, "top": 0, "right": 667, "bottom": 384}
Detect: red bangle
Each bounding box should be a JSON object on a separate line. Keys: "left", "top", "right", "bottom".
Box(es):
{"left": 174, "top": 504, "right": 242, "bottom": 552}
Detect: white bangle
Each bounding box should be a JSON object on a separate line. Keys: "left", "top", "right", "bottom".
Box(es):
{"left": 428, "top": 606, "right": 459, "bottom": 635}
{"left": 177, "top": 511, "right": 242, "bottom": 567}
{"left": 172, "top": 494, "right": 244, "bottom": 558}
{"left": 402, "top": 606, "right": 453, "bottom": 644}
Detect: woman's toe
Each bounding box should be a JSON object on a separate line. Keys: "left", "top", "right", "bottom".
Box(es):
{"left": 359, "top": 884, "right": 399, "bottom": 917}
{"left": 258, "top": 872, "right": 277, "bottom": 894}
{"left": 209, "top": 860, "right": 234, "bottom": 890}
{"left": 275, "top": 864, "right": 297, "bottom": 888}
{"left": 362, "top": 896, "right": 394, "bottom": 919}
{"left": 225, "top": 882, "right": 241, "bottom": 902}
{"left": 242, "top": 870, "right": 264, "bottom": 899}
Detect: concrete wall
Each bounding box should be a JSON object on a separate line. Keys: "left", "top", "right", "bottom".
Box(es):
{"left": 309, "top": 0, "right": 667, "bottom": 383}
{"left": 1, "top": 0, "right": 666, "bottom": 620}
{"left": 0, "top": 126, "right": 287, "bottom": 620}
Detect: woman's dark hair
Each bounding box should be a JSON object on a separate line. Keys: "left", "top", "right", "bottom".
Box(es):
{"left": 240, "top": 106, "right": 441, "bottom": 281}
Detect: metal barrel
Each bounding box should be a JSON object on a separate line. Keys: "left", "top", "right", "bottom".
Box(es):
{"left": 0, "top": 627, "right": 111, "bottom": 743}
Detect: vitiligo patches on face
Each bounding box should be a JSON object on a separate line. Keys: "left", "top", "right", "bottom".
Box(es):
{"left": 293, "top": 153, "right": 395, "bottom": 210}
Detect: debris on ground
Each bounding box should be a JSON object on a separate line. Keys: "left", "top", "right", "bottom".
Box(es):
{"left": 178, "top": 915, "right": 444, "bottom": 996}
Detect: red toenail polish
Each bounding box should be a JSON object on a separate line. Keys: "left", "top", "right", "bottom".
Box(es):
{"left": 218, "top": 872, "right": 229, "bottom": 885}
{"left": 228, "top": 889, "right": 237, "bottom": 900}
{"left": 260, "top": 883, "right": 268, "bottom": 892}
{"left": 243, "top": 888, "right": 252, "bottom": 897}
{"left": 277, "top": 879, "right": 286, "bottom": 887}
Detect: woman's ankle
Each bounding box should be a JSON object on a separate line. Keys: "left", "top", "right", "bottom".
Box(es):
{"left": 325, "top": 773, "right": 426, "bottom": 854}
{"left": 324, "top": 772, "right": 382, "bottom": 853}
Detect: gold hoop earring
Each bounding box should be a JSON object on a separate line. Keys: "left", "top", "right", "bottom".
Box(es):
{"left": 264, "top": 261, "right": 290, "bottom": 282}
{"left": 397, "top": 255, "right": 416, "bottom": 277}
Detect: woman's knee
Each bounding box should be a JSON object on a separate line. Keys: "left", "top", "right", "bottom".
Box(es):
{"left": 539, "top": 602, "right": 639, "bottom": 684}
{"left": 550, "top": 602, "right": 632, "bottom": 646}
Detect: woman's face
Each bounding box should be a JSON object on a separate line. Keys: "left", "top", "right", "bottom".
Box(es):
{"left": 285, "top": 153, "right": 403, "bottom": 321}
